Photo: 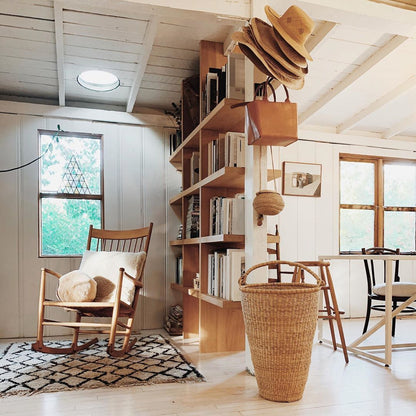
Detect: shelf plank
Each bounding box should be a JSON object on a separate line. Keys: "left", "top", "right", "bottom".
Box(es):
{"left": 201, "top": 167, "right": 245, "bottom": 189}
{"left": 170, "top": 238, "right": 200, "bottom": 246}
{"left": 267, "top": 168, "right": 282, "bottom": 182}
{"left": 169, "top": 98, "right": 244, "bottom": 166}
{"left": 169, "top": 167, "right": 245, "bottom": 207}
{"left": 200, "top": 293, "right": 242, "bottom": 309}
{"left": 171, "top": 283, "right": 241, "bottom": 309}
{"left": 200, "top": 234, "right": 245, "bottom": 244}
{"left": 171, "top": 283, "right": 200, "bottom": 298}
{"left": 169, "top": 183, "right": 199, "bottom": 205}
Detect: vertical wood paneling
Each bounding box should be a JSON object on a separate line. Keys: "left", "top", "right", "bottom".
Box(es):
{"left": 102, "top": 123, "right": 121, "bottom": 230}
{"left": 297, "top": 140, "right": 317, "bottom": 260}
{"left": 279, "top": 141, "right": 299, "bottom": 261}
{"left": 19, "top": 116, "right": 47, "bottom": 336}
{"left": 0, "top": 112, "right": 171, "bottom": 338}
{"left": 141, "top": 126, "right": 167, "bottom": 329}
{"left": 1, "top": 109, "right": 416, "bottom": 338}
{"left": 0, "top": 114, "right": 20, "bottom": 337}
{"left": 164, "top": 129, "right": 182, "bottom": 309}
{"left": 314, "top": 142, "right": 334, "bottom": 257}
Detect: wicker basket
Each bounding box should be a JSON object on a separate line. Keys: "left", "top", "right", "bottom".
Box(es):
{"left": 239, "top": 260, "right": 323, "bottom": 402}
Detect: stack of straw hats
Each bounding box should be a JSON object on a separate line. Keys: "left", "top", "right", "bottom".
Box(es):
{"left": 232, "top": 5, "right": 315, "bottom": 90}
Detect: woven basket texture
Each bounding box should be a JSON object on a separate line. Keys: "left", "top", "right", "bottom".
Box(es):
{"left": 241, "top": 282, "right": 320, "bottom": 402}
{"left": 253, "top": 190, "right": 284, "bottom": 216}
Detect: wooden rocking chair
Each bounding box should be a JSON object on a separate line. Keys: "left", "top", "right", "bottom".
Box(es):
{"left": 32, "top": 223, "right": 153, "bottom": 357}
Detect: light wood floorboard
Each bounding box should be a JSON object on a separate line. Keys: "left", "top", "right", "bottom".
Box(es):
{"left": 1, "top": 317, "right": 416, "bottom": 415}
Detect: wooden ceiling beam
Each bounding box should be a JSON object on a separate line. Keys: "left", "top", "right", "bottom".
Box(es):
{"left": 337, "top": 76, "right": 416, "bottom": 133}
{"left": 299, "top": 35, "right": 408, "bottom": 125}
{"left": 382, "top": 112, "right": 416, "bottom": 139}
{"left": 126, "top": 16, "right": 159, "bottom": 113}
{"left": 54, "top": 0, "right": 65, "bottom": 106}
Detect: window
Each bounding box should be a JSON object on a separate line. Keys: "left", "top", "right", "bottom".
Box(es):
{"left": 339, "top": 155, "right": 416, "bottom": 253}
{"left": 39, "top": 130, "right": 103, "bottom": 256}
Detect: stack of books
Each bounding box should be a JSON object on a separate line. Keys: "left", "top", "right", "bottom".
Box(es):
{"left": 207, "top": 249, "right": 245, "bottom": 300}
{"left": 209, "top": 194, "right": 245, "bottom": 236}
{"left": 202, "top": 53, "right": 245, "bottom": 119}
{"left": 185, "top": 195, "right": 200, "bottom": 238}
{"left": 207, "top": 132, "right": 246, "bottom": 175}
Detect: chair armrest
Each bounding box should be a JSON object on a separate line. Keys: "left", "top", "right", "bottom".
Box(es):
{"left": 41, "top": 267, "right": 62, "bottom": 279}
{"left": 123, "top": 270, "right": 143, "bottom": 288}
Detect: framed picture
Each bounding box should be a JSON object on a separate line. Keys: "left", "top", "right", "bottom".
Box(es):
{"left": 282, "top": 161, "right": 322, "bottom": 197}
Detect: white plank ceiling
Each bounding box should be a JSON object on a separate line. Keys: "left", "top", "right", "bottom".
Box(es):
{"left": 0, "top": 0, "right": 415, "bottom": 142}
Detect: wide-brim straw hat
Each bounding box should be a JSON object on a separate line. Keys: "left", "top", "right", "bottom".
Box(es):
{"left": 232, "top": 30, "right": 305, "bottom": 90}
{"left": 272, "top": 29, "right": 308, "bottom": 68}
{"left": 250, "top": 17, "right": 308, "bottom": 77}
{"left": 265, "top": 5, "right": 315, "bottom": 61}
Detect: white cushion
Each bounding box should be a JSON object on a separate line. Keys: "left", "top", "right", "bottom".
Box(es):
{"left": 80, "top": 250, "right": 146, "bottom": 305}
{"left": 57, "top": 270, "right": 97, "bottom": 302}
{"left": 373, "top": 282, "right": 416, "bottom": 297}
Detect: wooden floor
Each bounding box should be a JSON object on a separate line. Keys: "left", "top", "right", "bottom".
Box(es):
{"left": 1, "top": 317, "right": 416, "bottom": 415}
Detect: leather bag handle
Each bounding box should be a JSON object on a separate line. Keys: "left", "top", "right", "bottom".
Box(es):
{"left": 231, "top": 77, "right": 290, "bottom": 109}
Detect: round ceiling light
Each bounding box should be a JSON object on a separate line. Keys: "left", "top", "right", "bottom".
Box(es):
{"left": 77, "top": 70, "right": 120, "bottom": 92}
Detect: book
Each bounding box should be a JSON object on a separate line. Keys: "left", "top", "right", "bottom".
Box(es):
{"left": 190, "top": 151, "right": 200, "bottom": 185}
{"left": 209, "top": 195, "right": 245, "bottom": 236}
{"left": 228, "top": 249, "right": 245, "bottom": 301}
{"left": 206, "top": 72, "right": 218, "bottom": 115}
{"left": 226, "top": 53, "right": 245, "bottom": 100}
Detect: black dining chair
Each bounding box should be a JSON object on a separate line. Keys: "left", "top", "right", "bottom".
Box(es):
{"left": 361, "top": 247, "right": 416, "bottom": 336}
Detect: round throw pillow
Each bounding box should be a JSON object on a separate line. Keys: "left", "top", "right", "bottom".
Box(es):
{"left": 57, "top": 270, "right": 97, "bottom": 302}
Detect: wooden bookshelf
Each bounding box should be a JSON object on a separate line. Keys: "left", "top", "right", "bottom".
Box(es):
{"left": 168, "top": 40, "right": 246, "bottom": 353}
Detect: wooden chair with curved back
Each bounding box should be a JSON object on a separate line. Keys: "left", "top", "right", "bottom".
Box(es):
{"left": 32, "top": 223, "right": 153, "bottom": 357}
{"left": 361, "top": 247, "right": 416, "bottom": 336}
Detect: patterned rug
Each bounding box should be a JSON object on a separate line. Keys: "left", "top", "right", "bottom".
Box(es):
{"left": 0, "top": 334, "right": 204, "bottom": 397}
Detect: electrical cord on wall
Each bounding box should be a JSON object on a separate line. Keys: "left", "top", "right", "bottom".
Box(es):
{"left": 0, "top": 125, "right": 63, "bottom": 173}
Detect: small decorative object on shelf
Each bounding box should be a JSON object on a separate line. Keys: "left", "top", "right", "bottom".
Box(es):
{"left": 166, "top": 101, "right": 182, "bottom": 154}
{"left": 177, "top": 224, "right": 183, "bottom": 240}
{"left": 193, "top": 273, "right": 200, "bottom": 290}
{"left": 164, "top": 304, "right": 183, "bottom": 336}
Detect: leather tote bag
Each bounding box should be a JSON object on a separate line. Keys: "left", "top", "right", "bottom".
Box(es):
{"left": 234, "top": 79, "right": 298, "bottom": 147}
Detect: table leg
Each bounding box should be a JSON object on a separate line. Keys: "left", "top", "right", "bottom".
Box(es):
{"left": 384, "top": 259, "right": 393, "bottom": 366}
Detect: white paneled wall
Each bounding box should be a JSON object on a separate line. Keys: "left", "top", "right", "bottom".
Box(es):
{"left": 1, "top": 106, "right": 415, "bottom": 339}
{"left": 0, "top": 111, "right": 176, "bottom": 338}
{"left": 269, "top": 137, "right": 416, "bottom": 318}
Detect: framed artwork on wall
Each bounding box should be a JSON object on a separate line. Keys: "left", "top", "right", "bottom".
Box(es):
{"left": 282, "top": 161, "right": 322, "bottom": 197}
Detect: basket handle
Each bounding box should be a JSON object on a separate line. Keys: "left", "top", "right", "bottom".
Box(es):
{"left": 239, "top": 260, "right": 324, "bottom": 287}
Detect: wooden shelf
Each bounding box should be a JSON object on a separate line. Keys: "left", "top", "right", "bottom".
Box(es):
{"left": 170, "top": 238, "right": 200, "bottom": 246}
{"left": 268, "top": 168, "right": 282, "bottom": 182}
{"left": 169, "top": 41, "right": 246, "bottom": 353}
{"left": 200, "top": 234, "right": 245, "bottom": 244}
{"left": 200, "top": 293, "right": 242, "bottom": 309}
{"left": 169, "top": 98, "right": 245, "bottom": 167}
{"left": 169, "top": 167, "right": 245, "bottom": 206}
{"left": 171, "top": 283, "right": 241, "bottom": 309}
{"left": 171, "top": 283, "right": 200, "bottom": 298}
{"left": 170, "top": 234, "right": 244, "bottom": 246}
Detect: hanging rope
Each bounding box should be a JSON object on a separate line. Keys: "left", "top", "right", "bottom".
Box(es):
{"left": 0, "top": 125, "right": 63, "bottom": 173}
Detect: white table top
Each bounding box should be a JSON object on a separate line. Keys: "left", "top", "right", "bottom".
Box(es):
{"left": 319, "top": 254, "right": 416, "bottom": 260}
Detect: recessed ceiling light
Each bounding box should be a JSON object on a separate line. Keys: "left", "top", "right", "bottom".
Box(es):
{"left": 77, "top": 70, "right": 120, "bottom": 92}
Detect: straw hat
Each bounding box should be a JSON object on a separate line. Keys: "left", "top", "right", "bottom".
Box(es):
{"left": 272, "top": 29, "right": 308, "bottom": 68}
{"left": 232, "top": 30, "right": 305, "bottom": 90}
{"left": 250, "top": 17, "right": 308, "bottom": 77}
{"left": 265, "top": 5, "right": 315, "bottom": 61}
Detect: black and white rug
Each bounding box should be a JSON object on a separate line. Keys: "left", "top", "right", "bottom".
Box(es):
{"left": 0, "top": 334, "right": 204, "bottom": 397}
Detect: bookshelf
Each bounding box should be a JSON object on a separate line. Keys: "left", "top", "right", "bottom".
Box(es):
{"left": 168, "top": 40, "right": 247, "bottom": 353}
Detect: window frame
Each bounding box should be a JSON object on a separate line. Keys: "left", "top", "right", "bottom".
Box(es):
{"left": 38, "top": 129, "right": 104, "bottom": 258}
{"left": 339, "top": 153, "right": 416, "bottom": 254}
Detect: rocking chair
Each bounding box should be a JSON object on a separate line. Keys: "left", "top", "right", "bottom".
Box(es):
{"left": 32, "top": 223, "right": 153, "bottom": 357}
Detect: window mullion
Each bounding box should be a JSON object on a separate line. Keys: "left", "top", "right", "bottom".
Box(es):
{"left": 375, "top": 159, "right": 384, "bottom": 247}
